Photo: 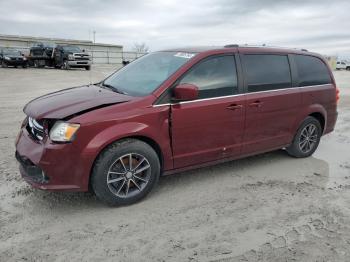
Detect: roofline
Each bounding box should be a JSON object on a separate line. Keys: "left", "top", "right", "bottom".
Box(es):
{"left": 0, "top": 34, "right": 123, "bottom": 48}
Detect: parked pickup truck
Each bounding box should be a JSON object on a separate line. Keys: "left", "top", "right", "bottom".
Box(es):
{"left": 28, "top": 42, "right": 91, "bottom": 70}
{"left": 54, "top": 45, "right": 91, "bottom": 70}
{"left": 336, "top": 61, "right": 350, "bottom": 70}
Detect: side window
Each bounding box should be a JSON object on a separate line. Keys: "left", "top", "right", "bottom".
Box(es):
{"left": 179, "top": 55, "right": 238, "bottom": 99}
{"left": 244, "top": 54, "right": 292, "bottom": 92}
{"left": 294, "top": 55, "right": 332, "bottom": 86}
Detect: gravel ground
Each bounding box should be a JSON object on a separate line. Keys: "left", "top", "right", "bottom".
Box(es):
{"left": 0, "top": 66, "right": 350, "bottom": 262}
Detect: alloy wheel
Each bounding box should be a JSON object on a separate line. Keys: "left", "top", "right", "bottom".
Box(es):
{"left": 298, "top": 123, "right": 318, "bottom": 153}
{"left": 106, "top": 153, "right": 151, "bottom": 198}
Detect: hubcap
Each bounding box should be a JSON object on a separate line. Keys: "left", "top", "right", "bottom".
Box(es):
{"left": 106, "top": 153, "right": 151, "bottom": 198}
{"left": 299, "top": 123, "right": 318, "bottom": 153}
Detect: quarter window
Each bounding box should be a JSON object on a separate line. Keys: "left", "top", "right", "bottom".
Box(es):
{"left": 294, "top": 55, "right": 332, "bottom": 86}
{"left": 179, "top": 55, "right": 238, "bottom": 99}
{"left": 244, "top": 54, "right": 292, "bottom": 92}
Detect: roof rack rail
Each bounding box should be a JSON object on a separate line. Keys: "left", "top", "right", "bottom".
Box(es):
{"left": 237, "top": 44, "right": 308, "bottom": 52}
{"left": 224, "top": 44, "right": 239, "bottom": 48}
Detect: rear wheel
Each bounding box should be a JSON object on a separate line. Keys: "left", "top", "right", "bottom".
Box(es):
{"left": 85, "top": 66, "right": 91, "bottom": 70}
{"left": 286, "top": 116, "right": 322, "bottom": 158}
{"left": 1, "top": 61, "right": 8, "bottom": 68}
{"left": 91, "top": 139, "right": 160, "bottom": 206}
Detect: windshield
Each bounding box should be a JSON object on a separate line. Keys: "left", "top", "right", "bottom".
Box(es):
{"left": 62, "top": 46, "right": 82, "bottom": 53}
{"left": 103, "top": 51, "right": 196, "bottom": 96}
{"left": 3, "top": 49, "right": 21, "bottom": 56}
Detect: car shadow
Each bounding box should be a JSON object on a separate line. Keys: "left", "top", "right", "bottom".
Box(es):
{"left": 25, "top": 149, "right": 329, "bottom": 210}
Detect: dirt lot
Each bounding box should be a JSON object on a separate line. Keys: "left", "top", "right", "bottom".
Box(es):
{"left": 0, "top": 66, "right": 350, "bottom": 262}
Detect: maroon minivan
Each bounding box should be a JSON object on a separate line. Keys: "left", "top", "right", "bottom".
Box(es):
{"left": 15, "top": 45, "right": 338, "bottom": 205}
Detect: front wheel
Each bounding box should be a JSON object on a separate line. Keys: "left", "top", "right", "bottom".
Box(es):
{"left": 1, "top": 61, "right": 7, "bottom": 68}
{"left": 62, "top": 60, "right": 70, "bottom": 70}
{"left": 91, "top": 139, "right": 160, "bottom": 206}
{"left": 286, "top": 116, "right": 322, "bottom": 158}
{"left": 85, "top": 66, "right": 91, "bottom": 70}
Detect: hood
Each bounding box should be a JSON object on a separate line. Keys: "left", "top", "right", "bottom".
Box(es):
{"left": 5, "top": 55, "right": 23, "bottom": 59}
{"left": 24, "top": 85, "right": 132, "bottom": 119}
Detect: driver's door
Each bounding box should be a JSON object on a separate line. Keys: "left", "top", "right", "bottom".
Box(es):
{"left": 170, "top": 55, "right": 246, "bottom": 168}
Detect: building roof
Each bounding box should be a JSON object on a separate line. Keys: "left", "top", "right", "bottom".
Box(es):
{"left": 0, "top": 34, "right": 123, "bottom": 48}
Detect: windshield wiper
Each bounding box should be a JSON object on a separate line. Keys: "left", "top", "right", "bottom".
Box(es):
{"left": 99, "top": 82, "right": 127, "bottom": 95}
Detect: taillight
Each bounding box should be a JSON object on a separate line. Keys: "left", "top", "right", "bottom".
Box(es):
{"left": 336, "top": 88, "right": 340, "bottom": 103}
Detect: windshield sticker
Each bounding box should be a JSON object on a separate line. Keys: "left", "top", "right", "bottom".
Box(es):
{"left": 174, "top": 52, "right": 195, "bottom": 59}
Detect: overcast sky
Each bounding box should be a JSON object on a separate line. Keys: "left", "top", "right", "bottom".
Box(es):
{"left": 1, "top": 0, "right": 350, "bottom": 57}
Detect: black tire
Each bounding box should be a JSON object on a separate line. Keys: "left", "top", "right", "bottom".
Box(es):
{"left": 91, "top": 139, "right": 160, "bottom": 206}
{"left": 85, "top": 66, "right": 91, "bottom": 71}
{"left": 22, "top": 63, "right": 28, "bottom": 68}
{"left": 1, "top": 61, "right": 8, "bottom": 68}
{"left": 346, "top": 67, "right": 350, "bottom": 71}
{"left": 286, "top": 116, "right": 322, "bottom": 158}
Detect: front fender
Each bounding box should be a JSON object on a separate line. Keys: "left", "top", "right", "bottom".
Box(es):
{"left": 82, "top": 120, "right": 173, "bottom": 170}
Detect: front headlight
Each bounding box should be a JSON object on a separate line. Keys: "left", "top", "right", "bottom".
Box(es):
{"left": 49, "top": 121, "right": 80, "bottom": 142}
{"left": 23, "top": 57, "right": 27, "bottom": 61}
{"left": 4, "top": 56, "right": 10, "bottom": 60}
{"left": 68, "top": 54, "right": 74, "bottom": 60}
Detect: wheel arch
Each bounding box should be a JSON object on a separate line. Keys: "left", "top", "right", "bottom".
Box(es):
{"left": 293, "top": 104, "right": 327, "bottom": 136}
{"left": 308, "top": 112, "right": 325, "bottom": 132}
{"left": 87, "top": 135, "right": 165, "bottom": 192}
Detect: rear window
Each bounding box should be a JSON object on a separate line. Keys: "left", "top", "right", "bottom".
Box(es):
{"left": 294, "top": 55, "right": 332, "bottom": 86}
{"left": 244, "top": 54, "right": 292, "bottom": 92}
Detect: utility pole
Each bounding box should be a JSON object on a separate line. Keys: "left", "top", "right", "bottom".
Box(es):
{"left": 93, "top": 30, "right": 96, "bottom": 44}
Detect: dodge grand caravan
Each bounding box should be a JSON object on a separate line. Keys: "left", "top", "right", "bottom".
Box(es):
{"left": 15, "top": 45, "right": 338, "bottom": 205}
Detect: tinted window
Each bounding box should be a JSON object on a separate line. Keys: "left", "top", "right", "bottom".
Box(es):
{"left": 179, "top": 55, "right": 237, "bottom": 99}
{"left": 295, "top": 55, "right": 331, "bottom": 86}
{"left": 244, "top": 55, "right": 291, "bottom": 92}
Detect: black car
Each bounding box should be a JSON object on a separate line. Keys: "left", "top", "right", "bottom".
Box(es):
{"left": 0, "top": 49, "right": 28, "bottom": 68}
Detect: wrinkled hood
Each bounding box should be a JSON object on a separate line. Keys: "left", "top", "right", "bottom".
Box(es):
{"left": 24, "top": 85, "right": 132, "bottom": 119}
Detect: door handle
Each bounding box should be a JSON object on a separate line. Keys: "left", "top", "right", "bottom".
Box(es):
{"left": 226, "top": 104, "right": 243, "bottom": 110}
{"left": 249, "top": 101, "right": 263, "bottom": 107}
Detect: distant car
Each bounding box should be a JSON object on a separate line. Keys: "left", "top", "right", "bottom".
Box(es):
{"left": 54, "top": 45, "right": 92, "bottom": 70}
{"left": 0, "top": 48, "right": 28, "bottom": 68}
{"left": 336, "top": 61, "right": 350, "bottom": 70}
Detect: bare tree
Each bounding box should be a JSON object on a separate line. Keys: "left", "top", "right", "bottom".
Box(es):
{"left": 132, "top": 42, "right": 149, "bottom": 53}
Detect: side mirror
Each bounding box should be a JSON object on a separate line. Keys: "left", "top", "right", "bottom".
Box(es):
{"left": 172, "top": 83, "right": 199, "bottom": 102}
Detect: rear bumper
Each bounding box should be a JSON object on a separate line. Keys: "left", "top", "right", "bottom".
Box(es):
{"left": 15, "top": 128, "right": 91, "bottom": 191}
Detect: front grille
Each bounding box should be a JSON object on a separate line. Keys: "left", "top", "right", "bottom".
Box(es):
{"left": 27, "top": 117, "right": 45, "bottom": 141}
{"left": 11, "top": 57, "right": 23, "bottom": 61}
{"left": 73, "top": 54, "right": 90, "bottom": 61}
